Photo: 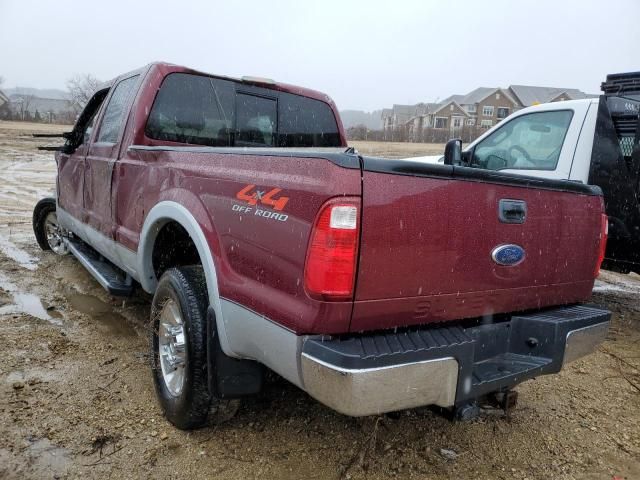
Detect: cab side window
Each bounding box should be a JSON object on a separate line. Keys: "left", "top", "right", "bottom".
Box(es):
{"left": 96, "top": 75, "right": 139, "bottom": 143}
{"left": 144, "top": 72, "right": 341, "bottom": 148}
{"left": 277, "top": 92, "right": 341, "bottom": 147}
{"left": 235, "top": 94, "right": 277, "bottom": 147}
{"left": 146, "top": 73, "right": 236, "bottom": 146}
{"left": 471, "top": 110, "right": 573, "bottom": 171}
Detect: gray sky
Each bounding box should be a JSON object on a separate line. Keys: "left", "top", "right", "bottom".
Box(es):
{"left": 1, "top": 0, "right": 639, "bottom": 111}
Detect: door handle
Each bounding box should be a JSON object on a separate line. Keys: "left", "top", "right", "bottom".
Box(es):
{"left": 499, "top": 199, "right": 527, "bottom": 224}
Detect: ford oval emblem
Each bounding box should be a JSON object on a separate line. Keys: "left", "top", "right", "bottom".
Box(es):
{"left": 491, "top": 244, "right": 525, "bottom": 266}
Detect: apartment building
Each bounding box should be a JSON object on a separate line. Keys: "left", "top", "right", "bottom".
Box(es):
{"left": 381, "top": 84, "right": 594, "bottom": 142}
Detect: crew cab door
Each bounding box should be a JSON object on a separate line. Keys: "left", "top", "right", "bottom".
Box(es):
{"left": 84, "top": 74, "right": 140, "bottom": 236}
{"left": 57, "top": 90, "right": 108, "bottom": 219}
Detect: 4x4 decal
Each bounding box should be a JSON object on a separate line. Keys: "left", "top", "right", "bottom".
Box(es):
{"left": 232, "top": 184, "right": 290, "bottom": 223}
{"left": 236, "top": 184, "right": 289, "bottom": 211}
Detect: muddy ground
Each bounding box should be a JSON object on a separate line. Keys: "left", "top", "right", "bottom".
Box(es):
{"left": 0, "top": 121, "right": 638, "bottom": 480}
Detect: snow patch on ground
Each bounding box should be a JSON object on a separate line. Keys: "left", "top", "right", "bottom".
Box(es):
{"left": 594, "top": 272, "right": 640, "bottom": 294}
{"left": 0, "top": 234, "right": 38, "bottom": 270}
{"left": 593, "top": 282, "right": 630, "bottom": 293}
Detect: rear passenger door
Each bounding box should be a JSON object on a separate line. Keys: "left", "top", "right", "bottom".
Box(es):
{"left": 84, "top": 75, "right": 139, "bottom": 237}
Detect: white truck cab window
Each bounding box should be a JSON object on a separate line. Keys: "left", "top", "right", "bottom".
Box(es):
{"left": 471, "top": 110, "right": 573, "bottom": 171}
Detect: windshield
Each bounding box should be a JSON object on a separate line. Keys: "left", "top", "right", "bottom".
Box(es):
{"left": 470, "top": 110, "right": 573, "bottom": 171}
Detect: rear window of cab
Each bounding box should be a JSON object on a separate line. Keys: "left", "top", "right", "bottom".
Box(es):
{"left": 145, "top": 72, "right": 341, "bottom": 148}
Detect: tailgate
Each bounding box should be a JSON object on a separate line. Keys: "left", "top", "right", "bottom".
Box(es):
{"left": 351, "top": 159, "right": 604, "bottom": 332}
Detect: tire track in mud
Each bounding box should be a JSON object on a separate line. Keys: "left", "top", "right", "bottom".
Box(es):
{"left": 0, "top": 124, "right": 59, "bottom": 232}
{"left": 0, "top": 157, "right": 56, "bottom": 221}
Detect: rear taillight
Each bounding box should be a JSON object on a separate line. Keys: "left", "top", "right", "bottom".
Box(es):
{"left": 595, "top": 213, "right": 608, "bottom": 277}
{"left": 304, "top": 200, "right": 360, "bottom": 300}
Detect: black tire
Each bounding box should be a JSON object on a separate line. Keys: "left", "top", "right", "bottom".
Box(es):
{"left": 33, "top": 197, "right": 56, "bottom": 251}
{"left": 151, "top": 266, "right": 211, "bottom": 429}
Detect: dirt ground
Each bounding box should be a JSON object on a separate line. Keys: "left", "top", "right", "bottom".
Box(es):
{"left": 0, "top": 121, "right": 638, "bottom": 480}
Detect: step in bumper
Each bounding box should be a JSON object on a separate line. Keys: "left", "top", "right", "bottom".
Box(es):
{"left": 300, "top": 305, "right": 610, "bottom": 417}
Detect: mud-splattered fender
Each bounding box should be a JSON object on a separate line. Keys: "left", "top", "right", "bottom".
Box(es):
{"left": 137, "top": 200, "right": 232, "bottom": 355}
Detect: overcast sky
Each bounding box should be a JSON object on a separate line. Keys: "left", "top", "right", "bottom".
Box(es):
{"left": 1, "top": 0, "right": 638, "bottom": 111}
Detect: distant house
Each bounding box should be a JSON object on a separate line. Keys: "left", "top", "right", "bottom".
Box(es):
{"left": 405, "top": 101, "right": 470, "bottom": 141}
{"left": 508, "top": 85, "right": 595, "bottom": 107}
{"left": 443, "top": 87, "right": 519, "bottom": 130}
{"left": 382, "top": 103, "right": 428, "bottom": 140}
{"left": 0, "top": 90, "right": 11, "bottom": 120}
{"left": 382, "top": 101, "right": 470, "bottom": 141}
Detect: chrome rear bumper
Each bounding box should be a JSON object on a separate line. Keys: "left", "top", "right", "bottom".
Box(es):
{"left": 301, "top": 354, "right": 458, "bottom": 416}
{"left": 563, "top": 321, "right": 610, "bottom": 365}
{"left": 300, "top": 305, "right": 610, "bottom": 417}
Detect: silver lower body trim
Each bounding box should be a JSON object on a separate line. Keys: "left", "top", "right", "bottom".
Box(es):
{"left": 300, "top": 353, "right": 458, "bottom": 416}
{"left": 220, "top": 299, "right": 305, "bottom": 387}
{"left": 56, "top": 207, "right": 139, "bottom": 280}
{"left": 563, "top": 321, "right": 609, "bottom": 365}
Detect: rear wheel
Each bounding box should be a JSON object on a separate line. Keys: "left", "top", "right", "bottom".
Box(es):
{"left": 150, "top": 266, "right": 212, "bottom": 429}
{"left": 33, "top": 198, "right": 68, "bottom": 255}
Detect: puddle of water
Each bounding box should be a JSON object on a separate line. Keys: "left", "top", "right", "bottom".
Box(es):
{"left": 66, "top": 293, "right": 136, "bottom": 337}
{"left": 0, "top": 273, "right": 60, "bottom": 324}
{"left": 66, "top": 292, "right": 112, "bottom": 315}
{"left": 26, "top": 437, "right": 71, "bottom": 475}
{"left": 0, "top": 292, "right": 53, "bottom": 321}
{"left": 0, "top": 234, "right": 38, "bottom": 271}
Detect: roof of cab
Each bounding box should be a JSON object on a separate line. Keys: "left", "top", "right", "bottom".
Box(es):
{"left": 118, "top": 62, "right": 337, "bottom": 106}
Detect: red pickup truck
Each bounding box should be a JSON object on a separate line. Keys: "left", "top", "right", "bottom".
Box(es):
{"left": 33, "top": 62, "right": 610, "bottom": 429}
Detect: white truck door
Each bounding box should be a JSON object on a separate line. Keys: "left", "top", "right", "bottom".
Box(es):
{"left": 464, "top": 100, "right": 593, "bottom": 181}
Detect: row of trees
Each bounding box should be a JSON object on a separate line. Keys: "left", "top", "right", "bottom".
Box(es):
{"left": 344, "top": 125, "right": 386, "bottom": 142}
{"left": 346, "top": 124, "right": 490, "bottom": 143}
{"left": 0, "top": 103, "right": 77, "bottom": 124}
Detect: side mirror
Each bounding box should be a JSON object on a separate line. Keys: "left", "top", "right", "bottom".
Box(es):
{"left": 443, "top": 138, "right": 462, "bottom": 165}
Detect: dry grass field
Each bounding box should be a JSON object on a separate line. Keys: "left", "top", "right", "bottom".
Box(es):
{"left": 349, "top": 140, "right": 446, "bottom": 158}
{"left": 0, "top": 121, "right": 638, "bottom": 479}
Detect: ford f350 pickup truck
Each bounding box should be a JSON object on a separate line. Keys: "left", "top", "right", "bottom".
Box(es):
{"left": 440, "top": 71, "right": 640, "bottom": 275}
{"left": 33, "top": 62, "right": 611, "bottom": 429}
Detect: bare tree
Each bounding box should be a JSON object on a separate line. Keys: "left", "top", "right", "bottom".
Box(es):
{"left": 66, "top": 74, "right": 101, "bottom": 113}
{"left": 14, "top": 93, "right": 35, "bottom": 121}
{"left": 0, "top": 76, "right": 4, "bottom": 87}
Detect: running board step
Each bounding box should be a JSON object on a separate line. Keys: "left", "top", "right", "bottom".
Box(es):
{"left": 64, "top": 237, "right": 133, "bottom": 296}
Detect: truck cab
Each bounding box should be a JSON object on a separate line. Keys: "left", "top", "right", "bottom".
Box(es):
{"left": 455, "top": 72, "right": 640, "bottom": 273}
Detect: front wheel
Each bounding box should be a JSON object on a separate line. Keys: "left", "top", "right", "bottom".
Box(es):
{"left": 32, "top": 198, "right": 68, "bottom": 255}
{"left": 151, "top": 266, "right": 212, "bottom": 429}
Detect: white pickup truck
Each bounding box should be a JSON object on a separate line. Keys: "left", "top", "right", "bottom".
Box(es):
{"left": 440, "top": 72, "right": 640, "bottom": 274}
